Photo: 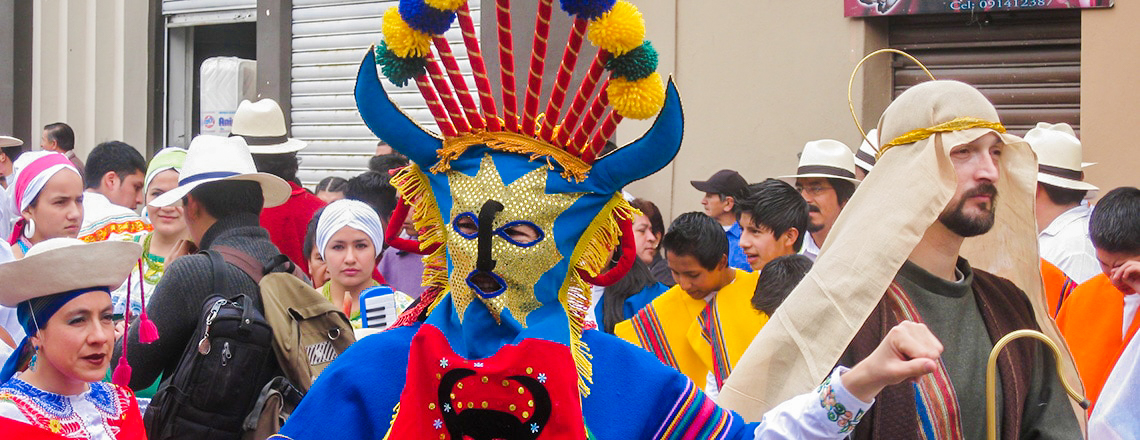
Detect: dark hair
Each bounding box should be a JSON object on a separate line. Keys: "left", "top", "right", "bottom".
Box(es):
{"left": 43, "top": 122, "right": 75, "bottom": 151}
{"left": 661, "top": 212, "right": 728, "bottom": 271}
{"left": 83, "top": 141, "right": 146, "bottom": 189}
{"left": 345, "top": 171, "right": 397, "bottom": 224}
{"left": 315, "top": 176, "right": 348, "bottom": 194}
{"left": 368, "top": 153, "right": 411, "bottom": 177}
{"left": 736, "top": 179, "right": 810, "bottom": 252}
{"left": 752, "top": 254, "right": 813, "bottom": 315}
{"left": 303, "top": 206, "right": 328, "bottom": 261}
{"left": 601, "top": 256, "right": 657, "bottom": 333}
{"left": 630, "top": 198, "right": 665, "bottom": 237}
{"left": 1040, "top": 182, "right": 1087, "bottom": 207}
{"left": 829, "top": 178, "right": 856, "bottom": 206}
{"left": 187, "top": 180, "right": 264, "bottom": 219}
{"left": 252, "top": 152, "right": 300, "bottom": 185}
{"left": 1, "top": 145, "right": 23, "bottom": 163}
{"left": 1090, "top": 187, "right": 1140, "bottom": 255}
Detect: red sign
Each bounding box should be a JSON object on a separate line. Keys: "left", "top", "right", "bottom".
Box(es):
{"left": 845, "top": 0, "right": 1112, "bottom": 17}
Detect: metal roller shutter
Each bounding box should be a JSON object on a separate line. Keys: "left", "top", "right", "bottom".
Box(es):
{"left": 890, "top": 10, "right": 1081, "bottom": 136}
{"left": 162, "top": 0, "right": 256, "bottom": 26}
{"left": 292, "top": 0, "right": 480, "bottom": 186}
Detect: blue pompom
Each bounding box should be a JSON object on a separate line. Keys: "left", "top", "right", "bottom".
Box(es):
{"left": 560, "top": 0, "right": 616, "bottom": 20}
{"left": 400, "top": 0, "right": 457, "bottom": 35}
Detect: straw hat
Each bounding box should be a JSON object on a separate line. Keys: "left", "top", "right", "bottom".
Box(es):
{"left": 779, "top": 139, "right": 861, "bottom": 184}
{"left": 149, "top": 135, "right": 291, "bottom": 208}
{"left": 1024, "top": 122, "right": 1098, "bottom": 192}
{"left": 0, "top": 136, "right": 22, "bottom": 148}
{"left": 0, "top": 238, "right": 142, "bottom": 307}
{"left": 230, "top": 99, "right": 307, "bottom": 154}
{"left": 853, "top": 129, "right": 879, "bottom": 173}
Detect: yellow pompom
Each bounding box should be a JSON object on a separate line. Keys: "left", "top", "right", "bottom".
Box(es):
{"left": 382, "top": 8, "right": 433, "bottom": 58}
{"left": 587, "top": 0, "right": 645, "bottom": 56}
{"left": 607, "top": 72, "right": 664, "bottom": 120}
{"left": 425, "top": 0, "right": 466, "bottom": 11}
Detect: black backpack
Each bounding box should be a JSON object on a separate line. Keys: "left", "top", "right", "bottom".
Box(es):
{"left": 143, "top": 250, "right": 285, "bottom": 439}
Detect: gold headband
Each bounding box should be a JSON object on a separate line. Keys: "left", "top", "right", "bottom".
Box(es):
{"left": 433, "top": 130, "right": 592, "bottom": 182}
{"left": 877, "top": 117, "right": 1006, "bottom": 160}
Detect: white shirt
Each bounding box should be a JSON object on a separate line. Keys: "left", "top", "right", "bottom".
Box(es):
{"left": 78, "top": 192, "right": 147, "bottom": 243}
{"left": 1038, "top": 204, "right": 1100, "bottom": 283}
{"left": 1090, "top": 324, "right": 1140, "bottom": 438}
{"left": 800, "top": 232, "right": 820, "bottom": 262}
{"left": 751, "top": 366, "right": 875, "bottom": 439}
{"left": 0, "top": 377, "right": 127, "bottom": 440}
{"left": 0, "top": 187, "right": 12, "bottom": 242}
{"left": 1124, "top": 294, "right": 1140, "bottom": 340}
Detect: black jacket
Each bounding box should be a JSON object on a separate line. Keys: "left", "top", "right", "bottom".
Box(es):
{"left": 113, "top": 213, "right": 282, "bottom": 390}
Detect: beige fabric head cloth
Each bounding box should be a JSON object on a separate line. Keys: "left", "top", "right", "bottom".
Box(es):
{"left": 717, "top": 80, "right": 1084, "bottom": 426}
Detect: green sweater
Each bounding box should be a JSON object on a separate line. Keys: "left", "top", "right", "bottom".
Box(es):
{"left": 896, "top": 258, "right": 1081, "bottom": 439}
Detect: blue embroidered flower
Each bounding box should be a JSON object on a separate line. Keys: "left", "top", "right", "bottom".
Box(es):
{"left": 537, "top": 373, "right": 547, "bottom": 384}
{"left": 439, "top": 358, "right": 449, "bottom": 368}
{"left": 433, "top": 419, "right": 443, "bottom": 429}
{"left": 86, "top": 382, "right": 121, "bottom": 418}
{"left": 530, "top": 422, "right": 540, "bottom": 433}
{"left": 443, "top": 403, "right": 452, "bottom": 413}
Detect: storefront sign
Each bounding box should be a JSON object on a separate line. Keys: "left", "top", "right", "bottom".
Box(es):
{"left": 846, "top": 0, "right": 1112, "bottom": 17}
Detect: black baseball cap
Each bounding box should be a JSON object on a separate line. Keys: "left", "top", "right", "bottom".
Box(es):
{"left": 691, "top": 169, "right": 748, "bottom": 198}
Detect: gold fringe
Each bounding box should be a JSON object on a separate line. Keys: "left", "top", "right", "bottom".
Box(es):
{"left": 381, "top": 402, "right": 400, "bottom": 440}
{"left": 560, "top": 194, "right": 639, "bottom": 397}
{"left": 391, "top": 164, "right": 450, "bottom": 315}
{"left": 878, "top": 116, "right": 1006, "bottom": 159}
{"left": 432, "top": 130, "right": 593, "bottom": 182}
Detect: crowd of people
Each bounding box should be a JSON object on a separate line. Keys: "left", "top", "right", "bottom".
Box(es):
{"left": 1, "top": 1, "right": 1139, "bottom": 439}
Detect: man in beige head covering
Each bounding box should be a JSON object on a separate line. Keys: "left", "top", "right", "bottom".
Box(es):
{"left": 718, "top": 80, "right": 1085, "bottom": 439}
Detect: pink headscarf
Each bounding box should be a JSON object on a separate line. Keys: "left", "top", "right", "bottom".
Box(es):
{"left": 7, "top": 152, "right": 80, "bottom": 244}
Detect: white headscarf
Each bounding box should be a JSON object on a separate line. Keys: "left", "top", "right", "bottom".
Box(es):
{"left": 316, "top": 199, "right": 385, "bottom": 260}
{"left": 9, "top": 151, "right": 80, "bottom": 214}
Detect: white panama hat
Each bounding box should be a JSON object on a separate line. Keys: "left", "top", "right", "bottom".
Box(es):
{"left": 1025, "top": 122, "right": 1098, "bottom": 192}
{"left": 149, "top": 135, "right": 291, "bottom": 208}
{"left": 0, "top": 238, "right": 142, "bottom": 307}
{"left": 0, "top": 136, "right": 22, "bottom": 148}
{"left": 853, "top": 129, "right": 879, "bottom": 174}
{"left": 230, "top": 99, "right": 308, "bottom": 154}
{"left": 779, "top": 139, "right": 861, "bottom": 185}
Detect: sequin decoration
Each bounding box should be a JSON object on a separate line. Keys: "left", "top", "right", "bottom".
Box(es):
{"left": 446, "top": 154, "right": 583, "bottom": 325}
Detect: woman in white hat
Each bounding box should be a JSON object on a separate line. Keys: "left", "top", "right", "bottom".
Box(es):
{"left": 314, "top": 199, "right": 410, "bottom": 328}
{"left": 0, "top": 238, "right": 145, "bottom": 439}
{"left": 7, "top": 152, "right": 84, "bottom": 258}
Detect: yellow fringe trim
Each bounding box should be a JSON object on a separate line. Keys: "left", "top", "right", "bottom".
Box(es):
{"left": 381, "top": 402, "right": 400, "bottom": 440}
{"left": 878, "top": 116, "right": 1006, "bottom": 159}
{"left": 431, "top": 131, "right": 593, "bottom": 182}
{"left": 560, "top": 194, "right": 639, "bottom": 397}
{"left": 391, "top": 164, "right": 450, "bottom": 314}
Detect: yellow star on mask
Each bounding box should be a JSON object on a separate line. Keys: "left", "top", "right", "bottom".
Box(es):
{"left": 445, "top": 154, "right": 584, "bottom": 325}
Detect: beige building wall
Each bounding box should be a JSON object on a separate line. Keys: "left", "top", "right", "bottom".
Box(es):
{"left": 1082, "top": 4, "right": 1139, "bottom": 197}
{"left": 31, "top": 0, "right": 151, "bottom": 161}
{"left": 619, "top": 1, "right": 889, "bottom": 220}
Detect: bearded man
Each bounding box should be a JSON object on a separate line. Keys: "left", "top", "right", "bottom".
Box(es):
{"left": 719, "top": 80, "right": 1084, "bottom": 439}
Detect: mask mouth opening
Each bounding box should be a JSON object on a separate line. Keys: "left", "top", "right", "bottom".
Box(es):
{"left": 467, "top": 270, "right": 507, "bottom": 299}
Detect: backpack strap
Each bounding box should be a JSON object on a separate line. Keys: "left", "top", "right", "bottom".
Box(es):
{"left": 205, "top": 250, "right": 229, "bottom": 295}
{"left": 213, "top": 245, "right": 267, "bottom": 284}
{"left": 213, "top": 245, "right": 310, "bottom": 285}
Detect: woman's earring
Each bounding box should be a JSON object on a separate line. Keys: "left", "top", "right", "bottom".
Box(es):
{"left": 29, "top": 346, "right": 38, "bottom": 371}
{"left": 23, "top": 219, "right": 35, "bottom": 239}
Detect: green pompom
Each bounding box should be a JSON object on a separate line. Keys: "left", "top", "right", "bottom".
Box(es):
{"left": 605, "top": 40, "right": 657, "bottom": 81}
{"left": 376, "top": 42, "right": 428, "bottom": 87}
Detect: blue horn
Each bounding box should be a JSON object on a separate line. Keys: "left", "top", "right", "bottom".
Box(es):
{"left": 586, "top": 78, "right": 684, "bottom": 193}
{"left": 354, "top": 47, "right": 443, "bottom": 168}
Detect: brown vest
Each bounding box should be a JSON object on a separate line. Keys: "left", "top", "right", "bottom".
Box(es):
{"left": 846, "top": 269, "right": 1039, "bottom": 440}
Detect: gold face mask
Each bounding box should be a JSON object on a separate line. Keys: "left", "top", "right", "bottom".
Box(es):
{"left": 445, "top": 155, "right": 583, "bottom": 325}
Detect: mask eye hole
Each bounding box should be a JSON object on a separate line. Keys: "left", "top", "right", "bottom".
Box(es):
{"left": 452, "top": 212, "right": 478, "bottom": 239}
{"left": 496, "top": 221, "right": 544, "bottom": 247}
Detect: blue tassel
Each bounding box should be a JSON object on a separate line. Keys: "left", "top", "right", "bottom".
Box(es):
{"left": 399, "top": 0, "right": 458, "bottom": 35}
{"left": 560, "top": 0, "right": 616, "bottom": 20}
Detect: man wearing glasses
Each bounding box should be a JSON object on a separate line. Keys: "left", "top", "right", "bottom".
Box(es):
{"left": 779, "top": 140, "right": 860, "bottom": 261}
